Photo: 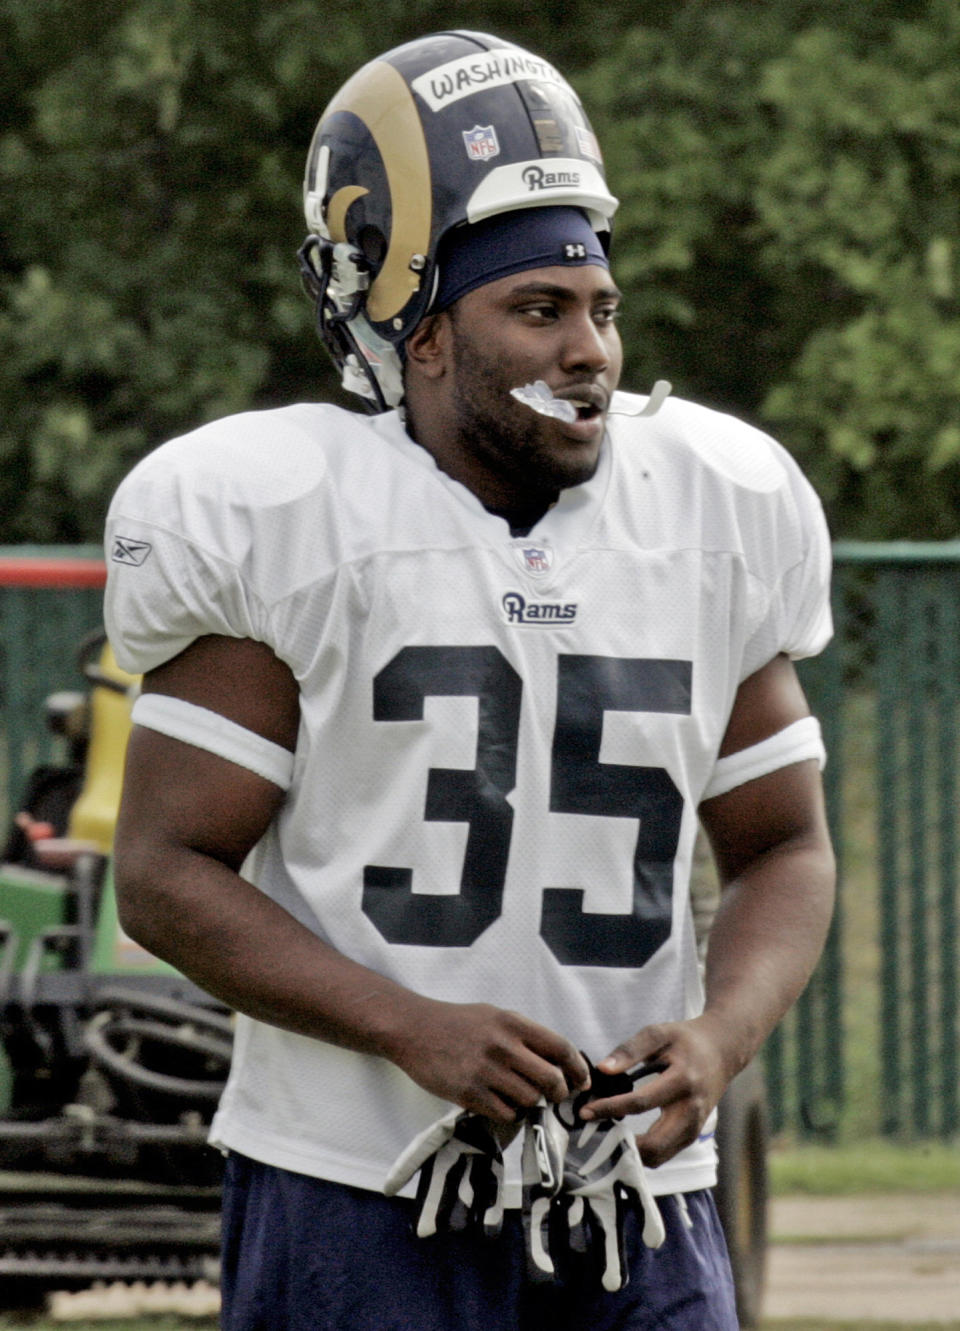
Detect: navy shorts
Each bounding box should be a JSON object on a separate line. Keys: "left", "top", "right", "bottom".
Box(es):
{"left": 220, "top": 1152, "right": 738, "bottom": 1331}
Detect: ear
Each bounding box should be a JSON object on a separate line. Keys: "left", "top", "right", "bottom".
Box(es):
{"left": 404, "top": 312, "right": 451, "bottom": 381}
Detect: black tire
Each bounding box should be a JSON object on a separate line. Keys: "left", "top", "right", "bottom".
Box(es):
{"left": 714, "top": 1060, "right": 769, "bottom": 1329}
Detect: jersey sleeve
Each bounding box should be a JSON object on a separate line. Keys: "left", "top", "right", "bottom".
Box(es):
{"left": 738, "top": 441, "right": 833, "bottom": 681}
{"left": 104, "top": 438, "right": 273, "bottom": 676}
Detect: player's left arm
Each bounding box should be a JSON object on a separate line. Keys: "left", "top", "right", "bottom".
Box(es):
{"left": 581, "top": 652, "right": 836, "bottom": 1168}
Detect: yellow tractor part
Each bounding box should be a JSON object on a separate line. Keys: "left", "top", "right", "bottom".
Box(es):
{"left": 67, "top": 641, "right": 138, "bottom": 852}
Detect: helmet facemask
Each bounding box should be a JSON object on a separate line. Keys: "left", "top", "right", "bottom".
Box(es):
{"left": 298, "top": 235, "right": 406, "bottom": 411}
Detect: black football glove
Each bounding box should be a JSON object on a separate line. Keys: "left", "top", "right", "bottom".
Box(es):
{"left": 384, "top": 1106, "right": 519, "bottom": 1239}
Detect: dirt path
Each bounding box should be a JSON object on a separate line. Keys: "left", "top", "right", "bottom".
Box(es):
{"left": 764, "top": 1193, "right": 960, "bottom": 1322}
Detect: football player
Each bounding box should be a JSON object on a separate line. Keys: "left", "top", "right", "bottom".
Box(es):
{"left": 106, "top": 29, "right": 835, "bottom": 1330}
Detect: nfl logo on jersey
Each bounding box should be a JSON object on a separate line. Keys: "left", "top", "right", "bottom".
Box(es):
{"left": 517, "top": 544, "right": 553, "bottom": 574}
{"left": 462, "top": 125, "right": 500, "bottom": 161}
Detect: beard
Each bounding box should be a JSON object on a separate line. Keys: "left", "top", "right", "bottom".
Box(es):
{"left": 448, "top": 326, "right": 603, "bottom": 510}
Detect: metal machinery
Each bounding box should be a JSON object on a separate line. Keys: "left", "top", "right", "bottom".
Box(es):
{"left": 0, "top": 635, "right": 227, "bottom": 1307}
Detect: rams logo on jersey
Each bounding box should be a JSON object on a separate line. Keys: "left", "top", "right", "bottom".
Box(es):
{"left": 502, "top": 591, "right": 577, "bottom": 625}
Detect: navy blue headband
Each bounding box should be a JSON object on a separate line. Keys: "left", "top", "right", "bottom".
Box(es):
{"left": 432, "top": 206, "right": 609, "bottom": 313}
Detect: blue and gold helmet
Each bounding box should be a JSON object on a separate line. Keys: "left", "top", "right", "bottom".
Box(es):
{"left": 299, "top": 30, "right": 618, "bottom": 410}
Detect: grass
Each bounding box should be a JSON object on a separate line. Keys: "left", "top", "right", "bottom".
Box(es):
{"left": 770, "top": 1138, "right": 960, "bottom": 1194}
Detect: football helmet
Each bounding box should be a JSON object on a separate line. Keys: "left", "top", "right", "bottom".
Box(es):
{"left": 299, "top": 30, "right": 619, "bottom": 410}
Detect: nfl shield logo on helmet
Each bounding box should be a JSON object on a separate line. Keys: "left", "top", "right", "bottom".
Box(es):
{"left": 462, "top": 125, "right": 500, "bottom": 161}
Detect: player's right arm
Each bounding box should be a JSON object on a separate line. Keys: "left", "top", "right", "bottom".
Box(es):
{"left": 113, "top": 632, "right": 588, "bottom": 1121}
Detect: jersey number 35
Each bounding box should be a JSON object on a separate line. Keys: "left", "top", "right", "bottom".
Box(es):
{"left": 362, "top": 646, "right": 692, "bottom": 970}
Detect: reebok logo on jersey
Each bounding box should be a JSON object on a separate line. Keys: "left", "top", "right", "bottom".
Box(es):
{"left": 111, "top": 536, "right": 153, "bottom": 567}
{"left": 502, "top": 590, "right": 577, "bottom": 625}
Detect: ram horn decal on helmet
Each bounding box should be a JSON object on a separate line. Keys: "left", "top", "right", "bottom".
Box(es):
{"left": 299, "top": 30, "right": 619, "bottom": 411}
{"left": 319, "top": 60, "right": 433, "bottom": 324}
{"left": 326, "top": 186, "right": 369, "bottom": 246}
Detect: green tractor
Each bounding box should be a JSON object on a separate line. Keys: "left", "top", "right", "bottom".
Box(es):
{"left": 0, "top": 632, "right": 768, "bottom": 1323}
{"left": 0, "top": 634, "right": 228, "bottom": 1307}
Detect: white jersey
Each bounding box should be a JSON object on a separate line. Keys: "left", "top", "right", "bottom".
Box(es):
{"left": 104, "top": 391, "right": 832, "bottom": 1203}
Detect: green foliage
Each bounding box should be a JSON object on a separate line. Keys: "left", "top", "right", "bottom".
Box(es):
{"left": 2, "top": 1, "right": 959, "bottom": 539}
{"left": 755, "top": 10, "right": 960, "bottom": 538}
{"left": 581, "top": 2, "right": 960, "bottom": 539}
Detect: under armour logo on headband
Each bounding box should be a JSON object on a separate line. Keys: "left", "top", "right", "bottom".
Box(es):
{"left": 433, "top": 207, "right": 609, "bottom": 313}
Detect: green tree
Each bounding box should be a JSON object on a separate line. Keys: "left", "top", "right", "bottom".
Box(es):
{"left": 581, "top": 1, "right": 960, "bottom": 539}
{"left": 756, "top": 9, "right": 960, "bottom": 538}
{"left": 0, "top": 0, "right": 629, "bottom": 540}
{"left": 0, "top": 0, "right": 331, "bottom": 539}
{"left": 2, "top": 1, "right": 959, "bottom": 541}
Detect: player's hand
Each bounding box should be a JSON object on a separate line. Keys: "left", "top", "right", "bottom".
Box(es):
{"left": 384, "top": 1107, "right": 519, "bottom": 1238}
{"left": 389, "top": 996, "right": 591, "bottom": 1122}
{"left": 581, "top": 1015, "right": 731, "bottom": 1168}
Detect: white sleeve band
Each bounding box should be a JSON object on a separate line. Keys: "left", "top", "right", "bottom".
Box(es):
{"left": 701, "top": 716, "right": 825, "bottom": 803}
{"left": 131, "top": 693, "right": 295, "bottom": 791}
